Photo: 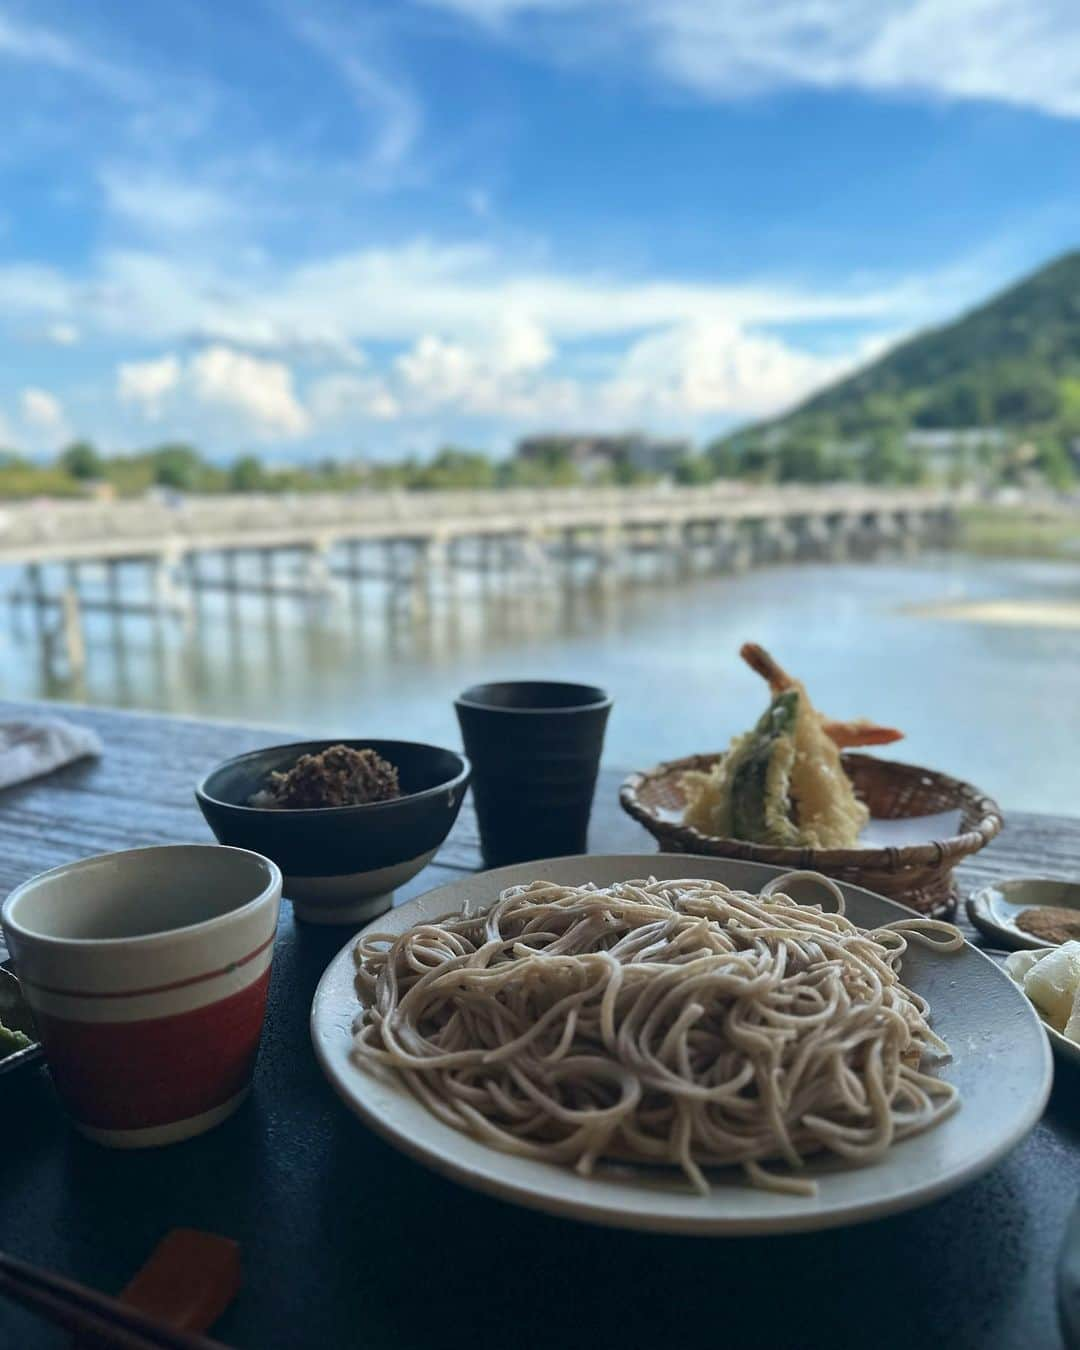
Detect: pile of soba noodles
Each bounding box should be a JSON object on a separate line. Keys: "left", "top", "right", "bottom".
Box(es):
{"left": 351, "top": 875, "right": 963, "bottom": 1196}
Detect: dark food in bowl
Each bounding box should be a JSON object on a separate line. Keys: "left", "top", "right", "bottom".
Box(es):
{"left": 196, "top": 739, "right": 472, "bottom": 921}
{"left": 1015, "top": 906, "right": 1080, "bottom": 946}
{"left": 251, "top": 744, "right": 400, "bottom": 809}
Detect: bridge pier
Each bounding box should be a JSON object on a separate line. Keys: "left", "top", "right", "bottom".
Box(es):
{"left": 791, "top": 515, "right": 829, "bottom": 560}
{"left": 892, "top": 509, "right": 923, "bottom": 556}
{"left": 302, "top": 539, "right": 341, "bottom": 601}
{"left": 711, "top": 522, "right": 752, "bottom": 573}
{"left": 826, "top": 514, "right": 861, "bottom": 561}
{"left": 152, "top": 551, "right": 192, "bottom": 628}
{"left": 664, "top": 521, "right": 689, "bottom": 580}
{"left": 746, "top": 520, "right": 778, "bottom": 566}
{"left": 930, "top": 506, "right": 957, "bottom": 547}
{"left": 760, "top": 518, "right": 799, "bottom": 563}
{"left": 58, "top": 588, "right": 86, "bottom": 678}
{"left": 849, "top": 510, "right": 897, "bottom": 558}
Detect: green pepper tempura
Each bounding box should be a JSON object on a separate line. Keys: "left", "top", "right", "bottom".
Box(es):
{"left": 727, "top": 689, "right": 802, "bottom": 846}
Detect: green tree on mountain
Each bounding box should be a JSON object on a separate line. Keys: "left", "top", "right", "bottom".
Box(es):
{"left": 915, "top": 376, "right": 993, "bottom": 428}
{"left": 776, "top": 438, "right": 829, "bottom": 483}
{"left": 150, "top": 444, "right": 204, "bottom": 491}
{"left": 990, "top": 365, "right": 1061, "bottom": 424}
{"left": 863, "top": 432, "right": 913, "bottom": 485}
{"left": 705, "top": 438, "right": 742, "bottom": 479}
{"left": 58, "top": 441, "right": 104, "bottom": 480}
{"left": 414, "top": 446, "right": 496, "bottom": 490}
{"left": 673, "top": 453, "right": 713, "bottom": 485}
{"left": 229, "top": 456, "right": 266, "bottom": 492}
{"left": 1034, "top": 434, "right": 1077, "bottom": 491}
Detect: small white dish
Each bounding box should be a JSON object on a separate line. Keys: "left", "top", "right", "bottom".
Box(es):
{"left": 311, "top": 854, "right": 1052, "bottom": 1236}
{"left": 967, "top": 877, "right": 1080, "bottom": 951}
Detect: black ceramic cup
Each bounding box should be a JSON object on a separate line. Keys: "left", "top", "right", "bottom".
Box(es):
{"left": 455, "top": 681, "right": 612, "bottom": 868}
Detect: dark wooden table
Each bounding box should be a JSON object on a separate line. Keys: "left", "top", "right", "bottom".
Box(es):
{"left": 1, "top": 701, "right": 1078, "bottom": 1350}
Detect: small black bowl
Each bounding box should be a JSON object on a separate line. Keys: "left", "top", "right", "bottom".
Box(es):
{"left": 195, "top": 739, "right": 470, "bottom": 924}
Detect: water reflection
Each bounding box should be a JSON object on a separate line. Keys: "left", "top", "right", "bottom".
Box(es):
{"left": 3, "top": 550, "right": 1080, "bottom": 812}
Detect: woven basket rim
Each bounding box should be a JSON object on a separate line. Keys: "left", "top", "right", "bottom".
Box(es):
{"left": 619, "top": 750, "right": 1004, "bottom": 872}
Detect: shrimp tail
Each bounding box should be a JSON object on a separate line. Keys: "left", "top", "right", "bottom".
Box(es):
{"left": 822, "top": 718, "right": 905, "bottom": 748}
{"left": 739, "top": 643, "right": 795, "bottom": 694}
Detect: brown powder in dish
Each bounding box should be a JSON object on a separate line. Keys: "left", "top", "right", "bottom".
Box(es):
{"left": 258, "top": 744, "right": 400, "bottom": 809}
{"left": 1015, "top": 906, "right": 1080, "bottom": 947}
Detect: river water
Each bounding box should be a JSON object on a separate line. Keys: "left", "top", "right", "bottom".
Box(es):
{"left": 2, "top": 553, "right": 1078, "bottom": 813}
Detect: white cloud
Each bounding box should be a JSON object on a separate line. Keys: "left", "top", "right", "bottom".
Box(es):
{"left": 100, "top": 167, "right": 236, "bottom": 235}
{"left": 306, "top": 308, "right": 863, "bottom": 429}
{"left": 0, "top": 263, "right": 80, "bottom": 318}
{"left": 0, "top": 12, "right": 143, "bottom": 98}
{"left": 189, "top": 345, "right": 309, "bottom": 437}
{"left": 0, "top": 13, "right": 83, "bottom": 67}
{"left": 289, "top": 18, "right": 422, "bottom": 187}
{"left": 113, "top": 347, "right": 313, "bottom": 437}
{"left": 44, "top": 322, "right": 79, "bottom": 346}
{"left": 338, "top": 55, "right": 422, "bottom": 183}
{"left": 396, "top": 335, "right": 482, "bottom": 406}
{"left": 393, "top": 320, "right": 576, "bottom": 418}
{"left": 0, "top": 238, "right": 945, "bottom": 361}
{"left": 117, "top": 354, "right": 182, "bottom": 418}
{"left": 494, "top": 315, "right": 553, "bottom": 372}
{"left": 305, "top": 325, "right": 569, "bottom": 429}
{"left": 0, "top": 234, "right": 998, "bottom": 442}
{"left": 602, "top": 320, "right": 851, "bottom": 418}
{"left": 20, "top": 387, "right": 66, "bottom": 431}
{"left": 384, "top": 317, "right": 854, "bottom": 425}
{"left": 310, "top": 373, "right": 401, "bottom": 422}
{"left": 426, "top": 0, "right": 1080, "bottom": 120}
{"left": 267, "top": 241, "right": 900, "bottom": 343}
{"left": 18, "top": 387, "right": 70, "bottom": 447}
{"left": 184, "top": 319, "right": 367, "bottom": 368}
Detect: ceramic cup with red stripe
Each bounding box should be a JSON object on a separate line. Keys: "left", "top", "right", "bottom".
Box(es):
{"left": 1, "top": 843, "right": 282, "bottom": 1148}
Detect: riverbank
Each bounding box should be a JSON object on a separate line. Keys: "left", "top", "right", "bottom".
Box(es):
{"left": 957, "top": 503, "right": 1080, "bottom": 559}
{"left": 907, "top": 598, "right": 1080, "bottom": 628}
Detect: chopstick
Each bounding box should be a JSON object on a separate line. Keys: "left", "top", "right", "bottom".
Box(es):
{"left": 0, "top": 1251, "right": 231, "bottom": 1350}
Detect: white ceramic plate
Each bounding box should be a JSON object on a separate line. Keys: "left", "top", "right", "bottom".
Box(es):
{"left": 967, "top": 877, "right": 1080, "bottom": 951}
{"left": 311, "top": 854, "right": 1053, "bottom": 1235}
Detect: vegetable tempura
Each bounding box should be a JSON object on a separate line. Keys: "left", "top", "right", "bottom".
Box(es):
{"left": 682, "top": 644, "right": 902, "bottom": 848}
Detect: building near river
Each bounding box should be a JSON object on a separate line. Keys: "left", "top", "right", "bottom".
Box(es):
{"left": 515, "top": 433, "right": 690, "bottom": 481}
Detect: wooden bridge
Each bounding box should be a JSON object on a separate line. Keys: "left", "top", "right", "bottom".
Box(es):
{"left": 1, "top": 484, "right": 957, "bottom": 674}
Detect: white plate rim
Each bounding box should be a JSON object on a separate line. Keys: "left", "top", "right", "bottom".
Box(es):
{"left": 311, "top": 854, "right": 1053, "bottom": 1236}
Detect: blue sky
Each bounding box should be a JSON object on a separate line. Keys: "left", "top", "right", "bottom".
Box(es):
{"left": 3, "top": 0, "right": 1080, "bottom": 462}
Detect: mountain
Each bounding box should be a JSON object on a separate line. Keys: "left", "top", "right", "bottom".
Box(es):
{"left": 731, "top": 251, "right": 1080, "bottom": 447}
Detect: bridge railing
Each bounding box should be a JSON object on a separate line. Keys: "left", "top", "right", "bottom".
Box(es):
{"left": 0, "top": 484, "right": 955, "bottom": 555}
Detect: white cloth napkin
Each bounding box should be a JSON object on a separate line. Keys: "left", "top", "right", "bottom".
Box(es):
{"left": 0, "top": 719, "right": 103, "bottom": 790}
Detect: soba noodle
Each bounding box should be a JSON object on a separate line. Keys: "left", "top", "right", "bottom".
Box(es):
{"left": 351, "top": 874, "right": 963, "bottom": 1195}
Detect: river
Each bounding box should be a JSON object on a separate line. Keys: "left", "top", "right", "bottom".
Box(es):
{"left": 2, "top": 553, "right": 1078, "bottom": 813}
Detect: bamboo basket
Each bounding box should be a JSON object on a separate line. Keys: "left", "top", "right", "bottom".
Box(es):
{"left": 619, "top": 752, "right": 1003, "bottom": 917}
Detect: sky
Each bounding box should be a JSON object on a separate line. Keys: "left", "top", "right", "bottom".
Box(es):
{"left": 3, "top": 0, "right": 1080, "bottom": 463}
